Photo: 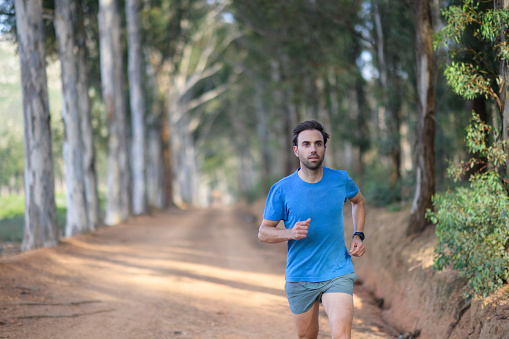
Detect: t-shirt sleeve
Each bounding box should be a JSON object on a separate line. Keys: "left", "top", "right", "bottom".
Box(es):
{"left": 263, "top": 185, "right": 285, "bottom": 221}
{"left": 345, "top": 173, "right": 359, "bottom": 201}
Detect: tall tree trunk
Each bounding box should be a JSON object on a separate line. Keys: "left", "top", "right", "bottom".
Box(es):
{"left": 255, "top": 82, "right": 270, "bottom": 193}
{"left": 408, "top": 0, "right": 436, "bottom": 235}
{"left": 373, "top": 0, "right": 401, "bottom": 187}
{"left": 76, "top": 0, "right": 100, "bottom": 230}
{"left": 500, "top": 0, "right": 509, "bottom": 183}
{"left": 126, "top": 0, "right": 147, "bottom": 215}
{"left": 145, "top": 54, "right": 166, "bottom": 209}
{"left": 352, "top": 35, "right": 370, "bottom": 177}
{"left": 99, "top": 0, "right": 130, "bottom": 225}
{"left": 15, "top": 0, "right": 59, "bottom": 250}
{"left": 55, "top": 0, "right": 89, "bottom": 237}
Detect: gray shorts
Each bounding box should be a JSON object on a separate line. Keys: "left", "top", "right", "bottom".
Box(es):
{"left": 284, "top": 273, "right": 357, "bottom": 314}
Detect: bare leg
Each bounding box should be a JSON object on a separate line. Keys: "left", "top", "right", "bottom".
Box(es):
{"left": 291, "top": 300, "right": 320, "bottom": 339}
{"left": 321, "top": 293, "right": 354, "bottom": 339}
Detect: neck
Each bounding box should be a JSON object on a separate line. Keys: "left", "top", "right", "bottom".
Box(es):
{"left": 298, "top": 166, "right": 324, "bottom": 183}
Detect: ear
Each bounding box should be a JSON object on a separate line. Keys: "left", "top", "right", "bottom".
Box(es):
{"left": 293, "top": 145, "right": 299, "bottom": 157}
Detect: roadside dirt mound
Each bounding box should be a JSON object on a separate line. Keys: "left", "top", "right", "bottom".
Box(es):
{"left": 344, "top": 205, "right": 509, "bottom": 339}
{"left": 0, "top": 206, "right": 395, "bottom": 339}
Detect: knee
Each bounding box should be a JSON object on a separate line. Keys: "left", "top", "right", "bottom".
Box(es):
{"left": 297, "top": 328, "right": 319, "bottom": 339}
{"left": 330, "top": 329, "right": 351, "bottom": 339}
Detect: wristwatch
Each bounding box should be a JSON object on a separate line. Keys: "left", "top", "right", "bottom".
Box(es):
{"left": 352, "top": 232, "right": 365, "bottom": 241}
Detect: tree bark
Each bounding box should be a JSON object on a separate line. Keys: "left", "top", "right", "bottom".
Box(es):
{"left": 55, "top": 0, "right": 89, "bottom": 237}
{"left": 255, "top": 82, "right": 270, "bottom": 193}
{"left": 76, "top": 0, "right": 100, "bottom": 230}
{"left": 373, "top": 0, "right": 401, "bottom": 187}
{"left": 499, "top": 0, "right": 509, "bottom": 183}
{"left": 15, "top": 0, "right": 59, "bottom": 250}
{"left": 99, "top": 0, "right": 130, "bottom": 225}
{"left": 408, "top": 0, "right": 436, "bottom": 235}
{"left": 126, "top": 0, "right": 148, "bottom": 215}
{"left": 145, "top": 54, "right": 166, "bottom": 209}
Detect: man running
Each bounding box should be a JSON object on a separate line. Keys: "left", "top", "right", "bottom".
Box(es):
{"left": 258, "top": 120, "right": 366, "bottom": 339}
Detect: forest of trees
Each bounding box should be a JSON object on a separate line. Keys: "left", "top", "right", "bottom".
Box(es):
{"left": 0, "top": 0, "right": 508, "bottom": 294}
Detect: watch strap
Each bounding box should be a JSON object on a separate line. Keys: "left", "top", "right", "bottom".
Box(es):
{"left": 352, "top": 232, "right": 365, "bottom": 241}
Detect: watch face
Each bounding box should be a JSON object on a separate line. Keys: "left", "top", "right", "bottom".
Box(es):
{"left": 354, "top": 232, "right": 365, "bottom": 240}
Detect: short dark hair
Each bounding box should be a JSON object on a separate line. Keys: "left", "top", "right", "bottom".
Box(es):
{"left": 292, "top": 120, "right": 329, "bottom": 146}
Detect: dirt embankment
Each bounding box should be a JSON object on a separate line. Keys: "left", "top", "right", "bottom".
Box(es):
{"left": 343, "top": 205, "right": 509, "bottom": 339}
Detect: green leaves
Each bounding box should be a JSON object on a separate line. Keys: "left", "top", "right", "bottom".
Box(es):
{"left": 434, "top": 1, "right": 509, "bottom": 112}
{"left": 444, "top": 62, "right": 493, "bottom": 100}
{"left": 428, "top": 112, "right": 509, "bottom": 299}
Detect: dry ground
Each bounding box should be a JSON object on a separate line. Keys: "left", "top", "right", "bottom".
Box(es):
{"left": 0, "top": 205, "right": 396, "bottom": 339}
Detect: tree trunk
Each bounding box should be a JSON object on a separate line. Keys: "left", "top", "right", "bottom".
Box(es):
{"left": 255, "top": 82, "right": 270, "bottom": 193}
{"left": 373, "top": 0, "right": 401, "bottom": 187}
{"left": 99, "top": 0, "right": 130, "bottom": 225}
{"left": 408, "top": 0, "right": 436, "bottom": 235}
{"left": 76, "top": 0, "right": 100, "bottom": 230}
{"left": 55, "top": 0, "right": 89, "bottom": 237}
{"left": 15, "top": 0, "right": 59, "bottom": 250}
{"left": 500, "top": 0, "right": 509, "bottom": 183}
{"left": 147, "top": 119, "right": 166, "bottom": 209}
{"left": 145, "top": 55, "right": 166, "bottom": 209}
{"left": 126, "top": 0, "right": 148, "bottom": 215}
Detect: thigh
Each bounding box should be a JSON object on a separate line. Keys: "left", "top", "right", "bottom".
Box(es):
{"left": 321, "top": 293, "right": 353, "bottom": 339}
{"left": 291, "top": 300, "right": 320, "bottom": 339}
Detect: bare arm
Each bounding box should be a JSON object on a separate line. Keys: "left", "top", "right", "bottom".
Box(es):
{"left": 348, "top": 191, "right": 366, "bottom": 257}
{"left": 258, "top": 218, "right": 311, "bottom": 243}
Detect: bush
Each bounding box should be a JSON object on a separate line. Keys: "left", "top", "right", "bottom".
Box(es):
{"left": 427, "top": 113, "right": 509, "bottom": 298}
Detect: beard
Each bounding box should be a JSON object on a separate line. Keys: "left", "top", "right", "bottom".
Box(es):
{"left": 299, "top": 153, "right": 325, "bottom": 170}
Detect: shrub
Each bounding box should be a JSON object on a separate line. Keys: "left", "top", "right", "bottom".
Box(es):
{"left": 427, "top": 113, "right": 509, "bottom": 298}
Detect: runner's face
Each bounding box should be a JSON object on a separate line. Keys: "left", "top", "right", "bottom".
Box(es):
{"left": 293, "top": 129, "right": 326, "bottom": 170}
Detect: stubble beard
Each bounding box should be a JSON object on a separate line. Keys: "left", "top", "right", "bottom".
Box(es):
{"left": 299, "top": 153, "right": 324, "bottom": 171}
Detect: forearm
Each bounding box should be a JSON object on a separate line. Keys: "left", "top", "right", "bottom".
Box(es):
{"left": 258, "top": 224, "right": 292, "bottom": 243}
{"left": 351, "top": 196, "right": 366, "bottom": 233}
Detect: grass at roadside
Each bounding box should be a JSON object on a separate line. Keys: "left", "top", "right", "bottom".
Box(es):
{"left": 0, "top": 194, "right": 67, "bottom": 242}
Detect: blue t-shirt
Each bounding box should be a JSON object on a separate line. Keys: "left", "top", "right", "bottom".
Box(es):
{"left": 263, "top": 167, "right": 359, "bottom": 282}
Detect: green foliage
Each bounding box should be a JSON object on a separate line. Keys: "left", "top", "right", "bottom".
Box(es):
{"left": 434, "top": 1, "right": 509, "bottom": 111}
{"left": 444, "top": 62, "right": 494, "bottom": 100}
{"left": 427, "top": 113, "right": 509, "bottom": 298}
{"left": 0, "top": 131, "right": 24, "bottom": 188}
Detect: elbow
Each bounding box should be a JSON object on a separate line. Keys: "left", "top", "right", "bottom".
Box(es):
{"left": 258, "top": 229, "right": 267, "bottom": 243}
{"left": 258, "top": 226, "right": 269, "bottom": 243}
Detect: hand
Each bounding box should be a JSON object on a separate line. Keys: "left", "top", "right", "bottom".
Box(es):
{"left": 290, "top": 218, "right": 311, "bottom": 240}
{"left": 349, "top": 236, "right": 365, "bottom": 257}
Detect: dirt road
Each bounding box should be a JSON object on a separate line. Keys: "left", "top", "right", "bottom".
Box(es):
{"left": 0, "top": 206, "right": 395, "bottom": 338}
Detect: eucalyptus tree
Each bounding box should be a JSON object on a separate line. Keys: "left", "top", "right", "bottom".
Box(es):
{"left": 369, "top": 0, "right": 416, "bottom": 189}
{"left": 231, "top": 0, "right": 368, "bottom": 178}
{"left": 55, "top": 0, "right": 89, "bottom": 236}
{"left": 15, "top": 0, "right": 59, "bottom": 250}
{"left": 145, "top": 59, "right": 166, "bottom": 209}
{"left": 167, "top": 3, "right": 236, "bottom": 207}
{"left": 140, "top": 0, "right": 194, "bottom": 208}
{"left": 126, "top": 0, "right": 148, "bottom": 215}
{"left": 435, "top": 0, "right": 509, "bottom": 182}
{"left": 76, "top": 0, "right": 100, "bottom": 230}
{"left": 99, "top": 0, "right": 131, "bottom": 224}
{"left": 407, "top": 0, "right": 436, "bottom": 235}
